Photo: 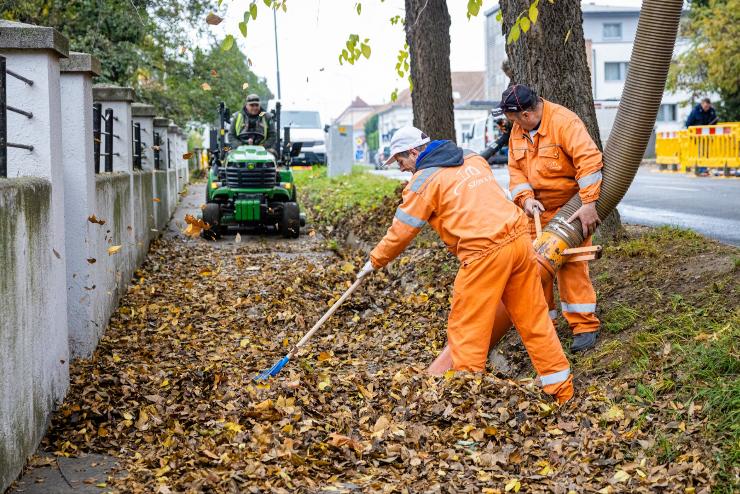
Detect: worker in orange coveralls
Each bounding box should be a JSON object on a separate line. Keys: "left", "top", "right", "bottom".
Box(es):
{"left": 500, "top": 85, "right": 602, "bottom": 352}
{"left": 356, "top": 126, "right": 573, "bottom": 403}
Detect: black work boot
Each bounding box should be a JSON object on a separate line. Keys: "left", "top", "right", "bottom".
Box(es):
{"left": 571, "top": 331, "right": 598, "bottom": 352}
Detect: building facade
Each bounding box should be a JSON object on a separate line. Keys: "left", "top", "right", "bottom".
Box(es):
{"left": 484, "top": 3, "right": 695, "bottom": 141}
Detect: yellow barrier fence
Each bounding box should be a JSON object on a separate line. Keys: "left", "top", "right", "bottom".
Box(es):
{"left": 655, "top": 123, "right": 740, "bottom": 174}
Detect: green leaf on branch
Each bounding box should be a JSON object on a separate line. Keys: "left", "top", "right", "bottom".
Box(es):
{"left": 355, "top": 2, "right": 362, "bottom": 15}
{"left": 360, "top": 42, "right": 371, "bottom": 59}
{"left": 250, "top": 2, "right": 258, "bottom": 20}
{"left": 507, "top": 23, "right": 521, "bottom": 44}
{"left": 467, "top": 0, "right": 483, "bottom": 19}
{"left": 238, "top": 21, "right": 247, "bottom": 37}
{"left": 390, "top": 88, "right": 398, "bottom": 102}
{"left": 495, "top": 10, "right": 503, "bottom": 23}
{"left": 221, "top": 34, "right": 235, "bottom": 51}
{"left": 520, "top": 17, "right": 531, "bottom": 33}
{"left": 529, "top": 3, "right": 539, "bottom": 23}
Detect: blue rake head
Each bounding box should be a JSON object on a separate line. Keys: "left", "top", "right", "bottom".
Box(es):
{"left": 253, "top": 355, "right": 290, "bottom": 382}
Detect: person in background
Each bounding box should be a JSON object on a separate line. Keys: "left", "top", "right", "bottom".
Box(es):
{"left": 685, "top": 98, "right": 719, "bottom": 127}
{"left": 501, "top": 84, "right": 603, "bottom": 353}
{"left": 228, "top": 94, "right": 277, "bottom": 153}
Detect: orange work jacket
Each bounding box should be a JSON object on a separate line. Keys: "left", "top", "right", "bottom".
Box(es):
{"left": 370, "top": 150, "right": 529, "bottom": 269}
{"left": 508, "top": 99, "right": 603, "bottom": 211}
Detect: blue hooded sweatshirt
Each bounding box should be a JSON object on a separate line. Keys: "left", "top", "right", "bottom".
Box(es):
{"left": 415, "top": 140, "right": 464, "bottom": 171}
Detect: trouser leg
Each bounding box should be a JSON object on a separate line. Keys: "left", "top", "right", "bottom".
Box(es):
{"left": 558, "top": 237, "right": 600, "bottom": 335}
{"left": 501, "top": 236, "right": 574, "bottom": 403}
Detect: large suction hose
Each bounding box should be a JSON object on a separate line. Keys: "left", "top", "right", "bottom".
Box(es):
{"left": 534, "top": 0, "right": 684, "bottom": 270}
{"left": 427, "top": 0, "right": 684, "bottom": 374}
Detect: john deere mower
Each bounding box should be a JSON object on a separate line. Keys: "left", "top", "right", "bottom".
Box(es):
{"left": 203, "top": 102, "right": 304, "bottom": 239}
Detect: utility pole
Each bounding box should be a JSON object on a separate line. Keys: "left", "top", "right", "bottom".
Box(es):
{"left": 273, "top": 8, "right": 282, "bottom": 99}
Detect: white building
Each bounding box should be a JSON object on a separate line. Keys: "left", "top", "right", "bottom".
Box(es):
{"left": 376, "top": 71, "right": 492, "bottom": 148}
{"left": 484, "top": 3, "right": 694, "bottom": 140}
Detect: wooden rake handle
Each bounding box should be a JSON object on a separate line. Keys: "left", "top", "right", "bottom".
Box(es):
{"left": 291, "top": 275, "right": 367, "bottom": 355}
{"left": 533, "top": 207, "right": 543, "bottom": 240}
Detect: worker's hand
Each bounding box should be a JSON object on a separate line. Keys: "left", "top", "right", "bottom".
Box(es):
{"left": 357, "top": 260, "right": 375, "bottom": 279}
{"left": 523, "top": 198, "right": 545, "bottom": 218}
{"left": 567, "top": 202, "right": 601, "bottom": 237}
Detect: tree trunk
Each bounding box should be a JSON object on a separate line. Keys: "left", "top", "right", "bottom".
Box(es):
{"left": 499, "top": 0, "right": 624, "bottom": 241}
{"left": 404, "top": 0, "right": 456, "bottom": 141}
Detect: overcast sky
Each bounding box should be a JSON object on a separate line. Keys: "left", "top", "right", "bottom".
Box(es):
{"left": 209, "top": 0, "right": 644, "bottom": 122}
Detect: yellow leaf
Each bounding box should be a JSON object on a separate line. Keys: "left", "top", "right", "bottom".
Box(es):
{"left": 317, "top": 351, "right": 331, "bottom": 362}
{"left": 201, "top": 82, "right": 212, "bottom": 91}
{"left": 242, "top": 82, "right": 249, "bottom": 90}
{"left": 602, "top": 405, "right": 624, "bottom": 422}
{"left": 160, "top": 379, "right": 169, "bottom": 387}
{"left": 112, "top": 354, "right": 121, "bottom": 363}
{"left": 152, "top": 197, "right": 161, "bottom": 203}
{"left": 122, "top": 411, "right": 133, "bottom": 420}
{"left": 341, "top": 262, "right": 354, "bottom": 273}
{"left": 107, "top": 245, "right": 122, "bottom": 255}
{"left": 96, "top": 483, "right": 107, "bottom": 488}
{"left": 224, "top": 421, "right": 243, "bottom": 433}
{"left": 612, "top": 470, "right": 631, "bottom": 483}
{"left": 240, "top": 338, "right": 249, "bottom": 348}
{"left": 504, "top": 479, "right": 521, "bottom": 492}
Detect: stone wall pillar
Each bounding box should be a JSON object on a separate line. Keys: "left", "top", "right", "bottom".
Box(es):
{"left": 59, "top": 52, "right": 101, "bottom": 357}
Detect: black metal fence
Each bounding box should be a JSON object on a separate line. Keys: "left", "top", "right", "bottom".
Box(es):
{"left": 93, "top": 103, "right": 116, "bottom": 173}
{"left": 1, "top": 55, "right": 36, "bottom": 178}
{"left": 153, "top": 131, "right": 162, "bottom": 170}
{"left": 132, "top": 122, "right": 143, "bottom": 170}
{"left": 167, "top": 138, "right": 172, "bottom": 169}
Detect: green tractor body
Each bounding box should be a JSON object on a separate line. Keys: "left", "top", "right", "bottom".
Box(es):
{"left": 202, "top": 102, "right": 304, "bottom": 239}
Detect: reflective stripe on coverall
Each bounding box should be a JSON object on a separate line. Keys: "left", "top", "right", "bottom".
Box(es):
{"left": 370, "top": 142, "right": 573, "bottom": 403}
{"left": 508, "top": 99, "right": 601, "bottom": 335}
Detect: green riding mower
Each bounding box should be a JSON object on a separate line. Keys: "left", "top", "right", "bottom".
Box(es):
{"left": 203, "top": 102, "right": 305, "bottom": 239}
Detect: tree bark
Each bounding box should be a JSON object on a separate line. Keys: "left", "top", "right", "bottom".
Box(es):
{"left": 404, "top": 0, "right": 456, "bottom": 141}
{"left": 499, "top": 0, "right": 624, "bottom": 241}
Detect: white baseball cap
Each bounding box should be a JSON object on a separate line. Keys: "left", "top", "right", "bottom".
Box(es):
{"left": 384, "top": 126, "right": 430, "bottom": 166}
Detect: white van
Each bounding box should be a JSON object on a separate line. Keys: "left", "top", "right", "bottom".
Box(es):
{"left": 281, "top": 110, "right": 326, "bottom": 165}
{"left": 465, "top": 115, "right": 497, "bottom": 152}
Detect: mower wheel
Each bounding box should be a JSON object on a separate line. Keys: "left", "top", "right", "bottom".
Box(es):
{"left": 280, "top": 202, "right": 301, "bottom": 239}
{"left": 201, "top": 203, "right": 222, "bottom": 240}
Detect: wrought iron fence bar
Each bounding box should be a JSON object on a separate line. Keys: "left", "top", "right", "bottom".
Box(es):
{"left": 8, "top": 142, "right": 34, "bottom": 151}
{"left": 1, "top": 55, "right": 6, "bottom": 178}
{"left": 7, "top": 105, "right": 32, "bottom": 118}
{"left": 104, "top": 108, "right": 113, "bottom": 172}
{"left": 6, "top": 69, "right": 33, "bottom": 86}
{"left": 93, "top": 103, "right": 101, "bottom": 174}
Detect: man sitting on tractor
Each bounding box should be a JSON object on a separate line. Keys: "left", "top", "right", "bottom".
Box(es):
{"left": 228, "top": 94, "right": 277, "bottom": 153}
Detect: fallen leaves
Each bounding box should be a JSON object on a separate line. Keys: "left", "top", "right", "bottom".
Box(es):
{"left": 201, "top": 82, "right": 212, "bottom": 91}
{"left": 87, "top": 214, "right": 106, "bottom": 225}
{"left": 205, "top": 12, "right": 223, "bottom": 25}
{"left": 182, "top": 214, "right": 209, "bottom": 237}
{"left": 107, "top": 245, "right": 122, "bottom": 255}
{"left": 43, "top": 190, "right": 718, "bottom": 494}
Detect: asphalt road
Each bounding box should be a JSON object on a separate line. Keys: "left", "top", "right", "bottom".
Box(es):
{"left": 370, "top": 166, "right": 740, "bottom": 247}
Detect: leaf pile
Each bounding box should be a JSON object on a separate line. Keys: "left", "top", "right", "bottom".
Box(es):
{"left": 40, "top": 224, "right": 720, "bottom": 493}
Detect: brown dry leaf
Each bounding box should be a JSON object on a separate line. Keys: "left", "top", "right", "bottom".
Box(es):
{"left": 210, "top": 69, "right": 218, "bottom": 77}
{"left": 87, "top": 258, "right": 96, "bottom": 264}
{"left": 328, "top": 433, "right": 361, "bottom": 450}
{"left": 201, "top": 82, "right": 211, "bottom": 91}
{"left": 153, "top": 198, "right": 161, "bottom": 203}
{"left": 182, "top": 152, "right": 194, "bottom": 160}
{"left": 205, "top": 12, "right": 223, "bottom": 25}
{"left": 182, "top": 214, "right": 209, "bottom": 237}
{"left": 87, "top": 214, "right": 106, "bottom": 225}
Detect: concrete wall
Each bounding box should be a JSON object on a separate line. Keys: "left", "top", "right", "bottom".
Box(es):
{"left": 0, "top": 179, "right": 69, "bottom": 490}
{"left": 0, "top": 21, "right": 191, "bottom": 491}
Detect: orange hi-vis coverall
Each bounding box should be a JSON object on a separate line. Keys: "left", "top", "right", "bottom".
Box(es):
{"left": 370, "top": 140, "right": 573, "bottom": 403}
{"left": 508, "top": 99, "right": 602, "bottom": 335}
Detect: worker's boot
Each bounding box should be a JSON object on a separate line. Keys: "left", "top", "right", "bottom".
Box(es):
{"left": 571, "top": 331, "right": 598, "bottom": 352}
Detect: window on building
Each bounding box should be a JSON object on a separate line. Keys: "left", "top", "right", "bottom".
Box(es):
{"left": 657, "top": 104, "right": 677, "bottom": 122}
{"left": 604, "top": 62, "right": 629, "bottom": 81}
{"left": 603, "top": 23, "right": 622, "bottom": 39}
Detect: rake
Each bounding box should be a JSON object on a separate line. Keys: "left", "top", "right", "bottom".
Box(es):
{"left": 253, "top": 274, "right": 368, "bottom": 381}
